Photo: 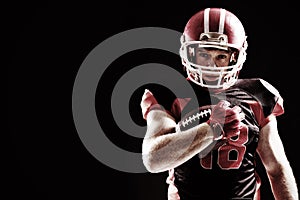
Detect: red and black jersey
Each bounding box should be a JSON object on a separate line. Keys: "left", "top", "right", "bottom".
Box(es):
{"left": 141, "top": 78, "right": 284, "bottom": 200}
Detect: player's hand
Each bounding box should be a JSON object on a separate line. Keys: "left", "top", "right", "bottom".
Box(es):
{"left": 208, "top": 100, "right": 245, "bottom": 140}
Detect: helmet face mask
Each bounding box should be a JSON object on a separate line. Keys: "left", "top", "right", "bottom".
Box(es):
{"left": 179, "top": 8, "right": 247, "bottom": 89}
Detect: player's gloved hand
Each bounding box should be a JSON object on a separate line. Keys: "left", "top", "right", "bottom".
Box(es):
{"left": 207, "top": 100, "right": 245, "bottom": 140}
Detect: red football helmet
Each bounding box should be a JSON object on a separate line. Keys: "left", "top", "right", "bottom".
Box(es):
{"left": 179, "top": 8, "right": 248, "bottom": 89}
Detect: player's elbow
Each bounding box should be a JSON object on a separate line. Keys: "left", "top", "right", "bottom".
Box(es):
{"left": 142, "top": 139, "right": 165, "bottom": 173}
{"left": 142, "top": 143, "right": 172, "bottom": 173}
{"left": 142, "top": 155, "right": 156, "bottom": 173}
{"left": 142, "top": 152, "right": 163, "bottom": 173}
{"left": 142, "top": 136, "right": 173, "bottom": 173}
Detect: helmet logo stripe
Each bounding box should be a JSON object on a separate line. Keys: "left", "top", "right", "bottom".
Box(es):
{"left": 218, "top": 8, "right": 226, "bottom": 33}
{"left": 204, "top": 8, "right": 210, "bottom": 33}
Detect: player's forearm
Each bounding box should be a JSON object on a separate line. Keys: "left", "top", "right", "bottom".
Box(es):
{"left": 268, "top": 163, "right": 299, "bottom": 200}
{"left": 142, "top": 122, "right": 215, "bottom": 173}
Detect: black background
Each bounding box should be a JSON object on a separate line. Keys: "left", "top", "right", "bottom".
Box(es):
{"left": 7, "top": 1, "right": 300, "bottom": 199}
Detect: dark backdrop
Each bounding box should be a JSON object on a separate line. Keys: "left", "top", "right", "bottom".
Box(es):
{"left": 7, "top": 1, "right": 299, "bottom": 199}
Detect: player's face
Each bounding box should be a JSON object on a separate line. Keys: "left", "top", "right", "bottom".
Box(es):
{"left": 195, "top": 48, "right": 232, "bottom": 82}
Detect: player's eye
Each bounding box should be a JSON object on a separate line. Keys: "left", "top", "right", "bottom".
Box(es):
{"left": 198, "top": 52, "right": 210, "bottom": 59}
{"left": 216, "top": 54, "right": 228, "bottom": 60}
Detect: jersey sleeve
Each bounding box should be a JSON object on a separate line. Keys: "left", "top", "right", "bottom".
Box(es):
{"left": 242, "top": 78, "right": 284, "bottom": 128}
{"left": 140, "top": 88, "right": 187, "bottom": 122}
{"left": 140, "top": 89, "right": 164, "bottom": 120}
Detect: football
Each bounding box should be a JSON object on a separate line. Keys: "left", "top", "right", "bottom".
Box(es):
{"left": 177, "top": 105, "right": 212, "bottom": 131}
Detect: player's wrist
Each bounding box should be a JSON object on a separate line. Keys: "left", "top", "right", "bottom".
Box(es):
{"left": 207, "top": 119, "right": 225, "bottom": 140}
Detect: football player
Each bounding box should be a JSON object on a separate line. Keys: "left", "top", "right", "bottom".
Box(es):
{"left": 141, "top": 8, "right": 298, "bottom": 200}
